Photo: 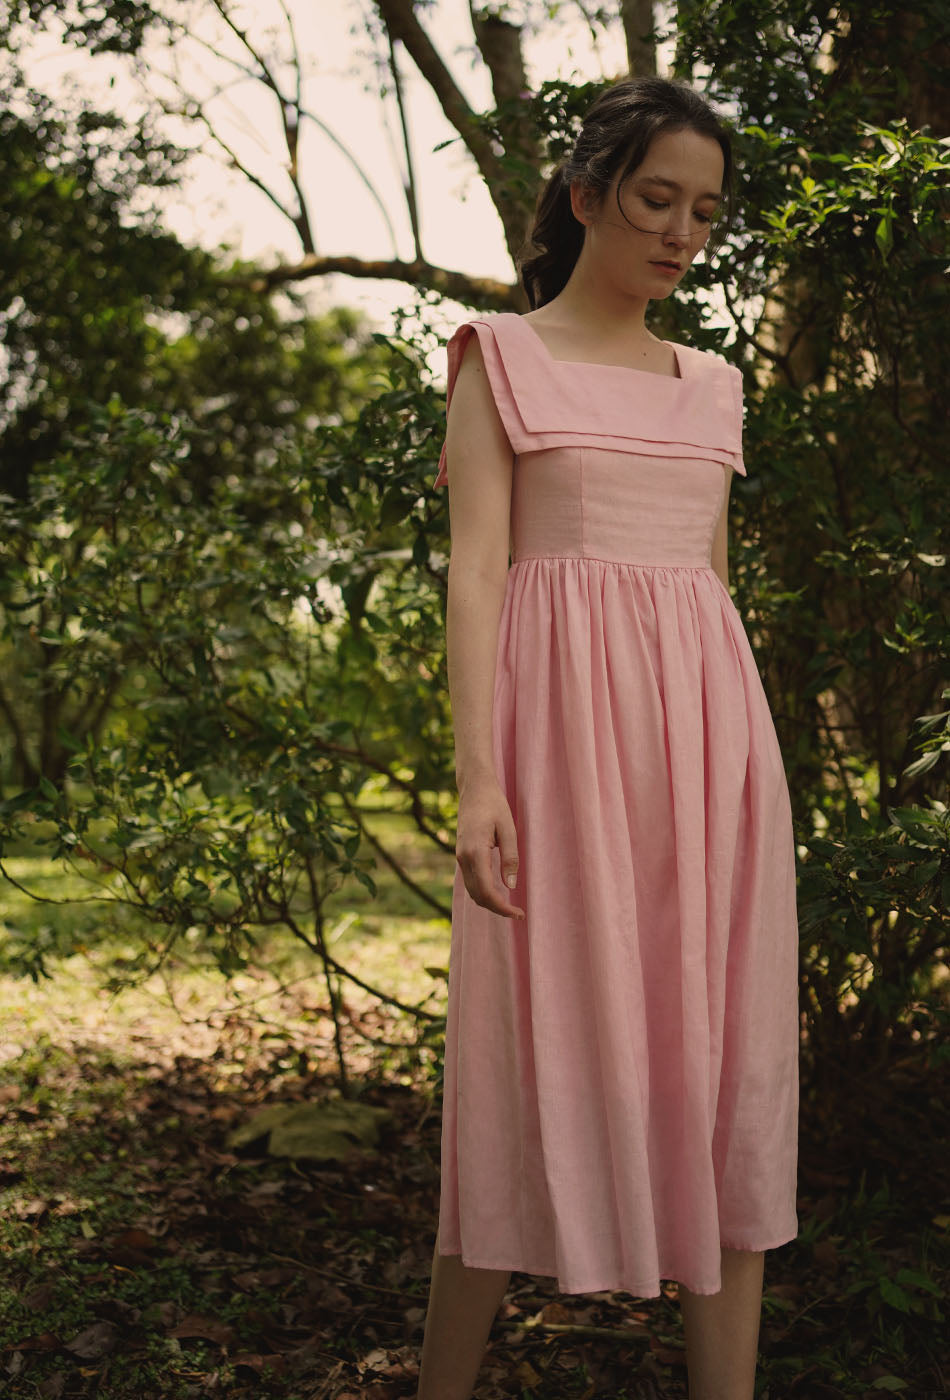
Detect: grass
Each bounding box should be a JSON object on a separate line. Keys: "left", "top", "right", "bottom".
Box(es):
{"left": 1, "top": 817, "right": 948, "bottom": 1398}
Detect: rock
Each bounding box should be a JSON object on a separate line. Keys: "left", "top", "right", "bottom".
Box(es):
{"left": 227, "top": 1097, "right": 393, "bottom": 1160}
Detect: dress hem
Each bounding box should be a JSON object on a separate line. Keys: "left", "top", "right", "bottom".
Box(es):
{"left": 437, "top": 1228, "right": 800, "bottom": 1298}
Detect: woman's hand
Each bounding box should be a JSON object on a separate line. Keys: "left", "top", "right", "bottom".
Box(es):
{"left": 455, "top": 778, "right": 525, "bottom": 920}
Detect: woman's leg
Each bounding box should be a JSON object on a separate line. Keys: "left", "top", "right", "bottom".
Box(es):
{"left": 678, "top": 1247, "right": 765, "bottom": 1400}
{"left": 416, "top": 1228, "right": 512, "bottom": 1400}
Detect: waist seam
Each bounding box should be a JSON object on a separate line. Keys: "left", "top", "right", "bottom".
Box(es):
{"left": 510, "top": 552, "right": 715, "bottom": 571}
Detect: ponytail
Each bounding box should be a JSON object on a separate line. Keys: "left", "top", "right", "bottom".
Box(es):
{"left": 519, "top": 169, "right": 586, "bottom": 310}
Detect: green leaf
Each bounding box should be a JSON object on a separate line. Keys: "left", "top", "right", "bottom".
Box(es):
{"left": 379, "top": 487, "right": 408, "bottom": 528}
{"left": 895, "top": 1267, "right": 943, "bottom": 1295}
{"left": 878, "top": 1277, "right": 913, "bottom": 1313}
{"left": 354, "top": 868, "right": 377, "bottom": 896}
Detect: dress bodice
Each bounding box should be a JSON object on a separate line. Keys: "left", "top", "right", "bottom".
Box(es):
{"left": 434, "top": 312, "right": 746, "bottom": 569}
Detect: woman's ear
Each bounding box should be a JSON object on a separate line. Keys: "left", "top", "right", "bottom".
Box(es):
{"left": 569, "top": 178, "right": 598, "bottom": 226}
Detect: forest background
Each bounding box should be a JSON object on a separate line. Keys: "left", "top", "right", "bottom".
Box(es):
{"left": 0, "top": 2, "right": 948, "bottom": 1398}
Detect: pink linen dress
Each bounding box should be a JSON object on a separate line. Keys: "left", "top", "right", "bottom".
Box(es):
{"left": 432, "top": 310, "right": 799, "bottom": 1298}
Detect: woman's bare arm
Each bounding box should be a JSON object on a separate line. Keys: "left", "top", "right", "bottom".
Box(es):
{"left": 444, "top": 332, "right": 524, "bottom": 919}
{"left": 445, "top": 334, "right": 512, "bottom": 788}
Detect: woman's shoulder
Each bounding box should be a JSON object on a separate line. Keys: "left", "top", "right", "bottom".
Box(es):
{"left": 448, "top": 310, "right": 512, "bottom": 335}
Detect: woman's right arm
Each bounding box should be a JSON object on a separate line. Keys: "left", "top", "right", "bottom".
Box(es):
{"left": 444, "top": 332, "right": 525, "bottom": 920}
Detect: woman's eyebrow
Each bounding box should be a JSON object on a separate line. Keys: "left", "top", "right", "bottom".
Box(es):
{"left": 639, "top": 174, "right": 723, "bottom": 203}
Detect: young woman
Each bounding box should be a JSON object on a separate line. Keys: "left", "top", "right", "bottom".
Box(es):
{"left": 418, "top": 76, "right": 799, "bottom": 1400}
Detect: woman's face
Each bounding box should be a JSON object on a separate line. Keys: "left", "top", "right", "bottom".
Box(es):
{"left": 571, "top": 126, "right": 725, "bottom": 299}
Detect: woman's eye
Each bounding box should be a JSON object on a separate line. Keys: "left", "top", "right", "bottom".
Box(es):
{"left": 643, "top": 195, "right": 713, "bottom": 224}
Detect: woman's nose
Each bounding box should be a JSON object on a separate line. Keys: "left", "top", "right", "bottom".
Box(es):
{"left": 661, "top": 222, "right": 689, "bottom": 247}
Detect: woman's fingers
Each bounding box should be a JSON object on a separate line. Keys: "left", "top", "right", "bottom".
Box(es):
{"left": 457, "top": 839, "right": 525, "bottom": 919}
{"left": 464, "top": 856, "right": 523, "bottom": 912}
{"left": 465, "top": 851, "right": 525, "bottom": 919}
{"left": 455, "top": 787, "right": 525, "bottom": 920}
{"left": 496, "top": 810, "right": 520, "bottom": 892}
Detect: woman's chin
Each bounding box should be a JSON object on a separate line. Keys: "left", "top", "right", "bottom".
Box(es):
{"left": 641, "top": 282, "right": 677, "bottom": 300}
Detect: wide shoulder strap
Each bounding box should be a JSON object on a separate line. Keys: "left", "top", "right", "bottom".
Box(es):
{"left": 433, "top": 314, "right": 542, "bottom": 487}
{"left": 668, "top": 343, "right": 745, "bottom": 475}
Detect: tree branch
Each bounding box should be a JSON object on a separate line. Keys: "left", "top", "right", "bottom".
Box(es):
{"left": 222, "top": 253, "right": 519, "bottom": 309}
{"left": 469, "top": 6, "right": 543, "bottom": 261}
{"left": 374, "top": 0, "right": 530, "bottom": 262}
{"left": 0, "top": 676, "right": 36, "bottom": 787}
{"left": 619, "top": 0, "right": 657, "bottom": 77}
{"left": 279, "top": 905, "right": 441, "bottom": 1021}
{"left": 338, "top": 789, "right": 451, "bottom": 920}
{"left": 387, "top": 34, "right": 423, "bottom": 262}
{"left": 155, "top": 92, "right": 297, "bottom": 226}
{"left": 208, "top": 0, "right": 316, "bottom": 253}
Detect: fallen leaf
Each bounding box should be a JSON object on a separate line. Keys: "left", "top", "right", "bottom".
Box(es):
{"left": 22, "top": 1282, "right": 56, "bottom": 1311}
{"left": 103, "top": 1230, "right": 161, "bottom": 1267}
{"left": 361, "top": 1346, "right": 390, "bottom": 1369}
{"left": 112, "top": 1227, "right": 162, "bottom": 1251}
{"left": 8, "top": 1332, "right": 61, "bottom": 1352}
{"left": 230, "top": 1351, "right": 286, "bottom": 1375}
{"left": 648, "top": 1335, "right": 685, "bottom": 1365}
{"left": 14, "top": 1197, "right": 50, "bottom": 1220}
{"left": 166, "top": 1313, "right": 236, "bottom": 1346}
{"left": 403, "top": 1305, "right": 426, "bottom": 1334}
{"left": 64, "top": 1321, "right": 119, "bottom": 1360}
{"left": 539, "top": 1301, "right": 574, "bottom": 1324}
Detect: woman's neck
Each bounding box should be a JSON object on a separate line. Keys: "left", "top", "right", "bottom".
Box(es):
{"left": 533, "top": 263, "right": 657, "bottom": 348}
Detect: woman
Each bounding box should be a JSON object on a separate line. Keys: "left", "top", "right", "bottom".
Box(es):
{"left": 418, "top": 76, "right": 800, "bottom": 1400}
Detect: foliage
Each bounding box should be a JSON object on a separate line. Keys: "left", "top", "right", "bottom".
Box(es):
{"left": 666, "top": 8, "right": 950, "bottom": 1077}
{"left": 0, "top": 92, "right": 387, "bottom": 502}
{"left": 0, "top": 0, "right": 948, "bottom": 1096}
{"left": 0, "top": 389, "right": 456, "bottom": 1094}
{"left": 0, "top": 91, "right": 397, "bottom": 796}
{"left": 0, "top": 52, "right": 455, "bottom": 1094}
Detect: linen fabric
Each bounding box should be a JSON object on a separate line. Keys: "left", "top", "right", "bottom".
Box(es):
{"left": 434, "top": 311, "right": 799, "bottom": 1297}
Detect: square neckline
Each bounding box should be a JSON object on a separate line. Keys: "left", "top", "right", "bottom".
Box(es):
{"left": 514, "top": 313, "right": 686, "bottom": 382}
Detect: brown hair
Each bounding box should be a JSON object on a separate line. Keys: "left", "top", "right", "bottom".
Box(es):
{"left": 519, "top": 76, "right": 735, "bottom": 309}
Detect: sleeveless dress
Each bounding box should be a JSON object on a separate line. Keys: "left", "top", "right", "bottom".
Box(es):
{"left": 433, "top": 311, "right": 799, "bottom": 1298}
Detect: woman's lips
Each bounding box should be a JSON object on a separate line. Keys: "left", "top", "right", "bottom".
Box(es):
{"left": 651, "top": 260, "right": 682, "bottom": 275}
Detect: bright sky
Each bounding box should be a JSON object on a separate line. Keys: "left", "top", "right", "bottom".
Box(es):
{"left": 18, "top": 0, "right": 679, "bottom": 351}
